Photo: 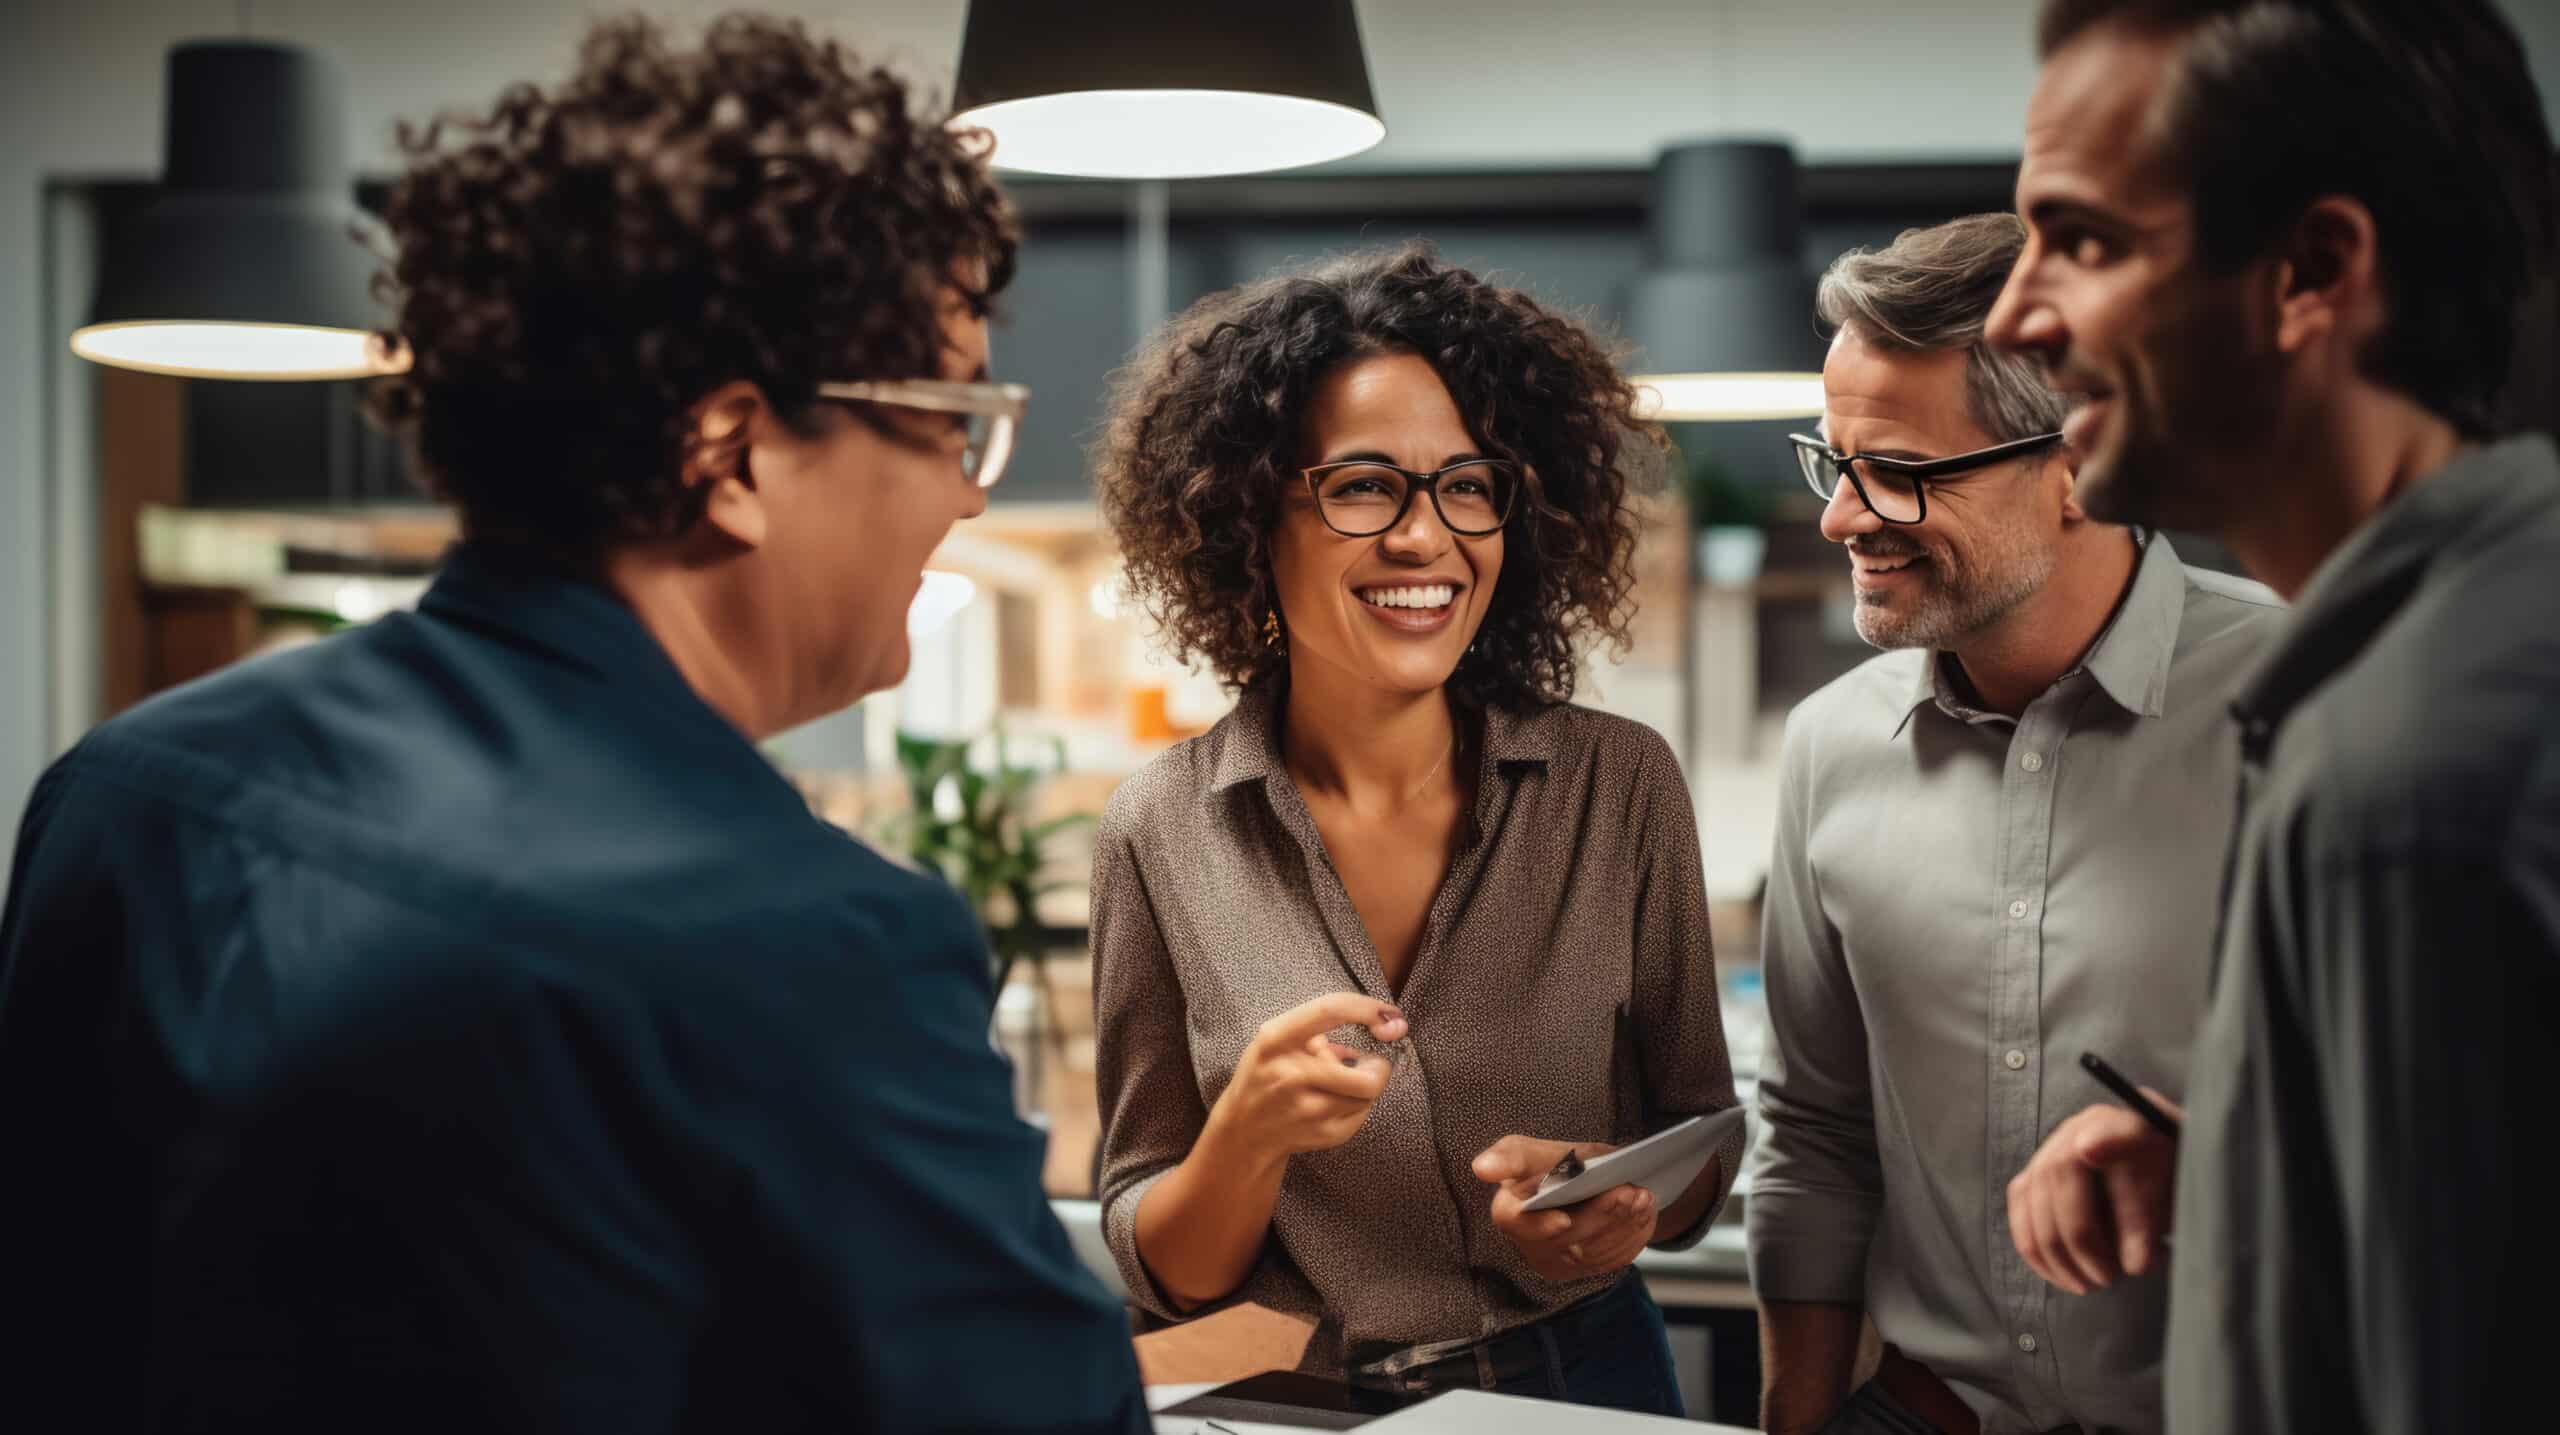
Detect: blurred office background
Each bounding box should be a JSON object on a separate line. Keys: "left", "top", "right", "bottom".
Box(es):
{"left": 4, "top": 0, "right": 2556, "bottom": 1419}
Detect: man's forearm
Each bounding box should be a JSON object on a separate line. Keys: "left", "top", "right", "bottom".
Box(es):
{"left": 1761, "top": 1298, "right": 1865, "bottom": 1435}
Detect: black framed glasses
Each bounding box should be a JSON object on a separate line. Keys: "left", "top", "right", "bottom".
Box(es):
{"left": 1787, "top": 430, "right": 2064, "bottom": 524}
{"left": 1300, "top": 459, "right": 1521, "bottom": 538}
{"left": 816, "top": 378, "right": 1031, "bottom": 488}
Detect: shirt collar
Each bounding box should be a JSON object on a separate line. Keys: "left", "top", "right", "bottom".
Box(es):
{"left": 416, "top": 541, "right": 720, "bottom": 726}
{"left": 2078, "top": 529, "right": 2186, "bottom": 719}
{"left": 1889, "top": 530, "right": 2184, "bottom": 737}
{"left": 1895, "top": 652, "right": 1996, "bottom": 735}
{"left": 2234, "top": 434, "right": 2560, "bottom": 740}
{"left": 1206, "top": 678, "right": 1561, "bottom": 792}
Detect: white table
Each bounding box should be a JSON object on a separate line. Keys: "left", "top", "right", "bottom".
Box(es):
{"left": 1146, "top": 1382, "right": 1757, "bottom": 1433}
{"left": 1146, "top": 1382, "right": 1311, "bottom": 1435}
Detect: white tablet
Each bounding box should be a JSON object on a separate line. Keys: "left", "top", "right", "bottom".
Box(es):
{"left": 1517, "top": 1105, "right": 1748, "bottom": 1213}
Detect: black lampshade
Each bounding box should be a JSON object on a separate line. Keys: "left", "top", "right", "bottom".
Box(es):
{"left": 951, "top": 0, "right": 1385, "bottom": 179}
{"left": 74, "top": 42, "right": 402, "bottom": 381}
{"left": 1623, "top": 141, "right": 1825, "bottom": 420}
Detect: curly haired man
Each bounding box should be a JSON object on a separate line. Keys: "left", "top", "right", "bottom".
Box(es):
{"left": 0, "top": 17, "right": 1145, "bottom": 1433}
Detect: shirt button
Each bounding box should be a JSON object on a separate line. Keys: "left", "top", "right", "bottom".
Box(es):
{"left": 2004, "top": 1048, "right": 2028, "bottom": 1071}
{"left": 2018, "top": 1333, "right": 2039, "bottom": 1354}
{"left": 2008, "top": 899, "right": 2030, "bottom": 920}
{"left": 2020, "top": 751, "right": 2046, "bottom": 772}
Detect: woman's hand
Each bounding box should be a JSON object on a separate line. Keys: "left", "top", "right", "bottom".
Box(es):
{"left": 1133, "top": 993, "right": 1404, "bottom": 1313}
{"left": 1203, "top": 992, "right": 1408, "bottom": 1162}
{"left": 1473, "top": 1136, "right": 1658, "bottom": 1282}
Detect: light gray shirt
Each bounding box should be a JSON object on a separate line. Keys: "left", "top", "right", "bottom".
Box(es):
{"left": 1748, "top": 536, "right": 2280, "bottom": 1435}
{"left": 2170, "top": 435, "right": 2560, "bottom": 1434}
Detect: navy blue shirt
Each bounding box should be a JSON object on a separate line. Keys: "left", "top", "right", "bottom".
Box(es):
{"left": 0, "top": 545, "right": 1146, "bottom": 1433}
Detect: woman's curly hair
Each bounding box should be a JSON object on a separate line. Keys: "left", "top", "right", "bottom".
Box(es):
{"left": 1095, "top": 244, "right": 1666, "bottom": 711}
{"left": 367, "top": 13, "right": 1018, "bottom": 557}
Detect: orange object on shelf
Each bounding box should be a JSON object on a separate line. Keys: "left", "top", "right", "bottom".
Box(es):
{"left": 1128, "top": 683, "right": 1174, "bottom": 742}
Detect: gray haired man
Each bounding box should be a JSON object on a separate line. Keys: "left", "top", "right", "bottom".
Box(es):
{"left": 1747, "top": 213, "right": 2279, "bottom": 1435}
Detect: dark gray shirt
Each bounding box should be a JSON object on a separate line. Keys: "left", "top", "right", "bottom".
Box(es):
{"left": 1749, "top": 536, "right": 2279, "bottom": 1434}
{"left": 2168, "top": 435, "right": 2560, "bottom": 1434}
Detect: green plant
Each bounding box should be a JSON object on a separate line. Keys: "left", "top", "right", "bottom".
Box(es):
{"left": 1679, "top": 441, "right": 1775, "bottom": 531}
{"left": 880, "top": 725, "right": 1094, "bottom": 999}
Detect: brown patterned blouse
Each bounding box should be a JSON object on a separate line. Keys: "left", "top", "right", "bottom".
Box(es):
{"left": 1089, "top": 682, "right": 1743, "bottom": 1374}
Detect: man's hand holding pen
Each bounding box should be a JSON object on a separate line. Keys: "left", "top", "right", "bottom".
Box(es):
{"left": 2007, "top": 1054, "right": 2185, "bottom": 1295}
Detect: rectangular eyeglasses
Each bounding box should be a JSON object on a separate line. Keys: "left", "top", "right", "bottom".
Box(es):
{"left": 817, "top": 378, "right": 1031, "bottom": 489}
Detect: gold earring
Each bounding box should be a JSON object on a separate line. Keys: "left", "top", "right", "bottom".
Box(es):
{"left": 1263, "top": 607, "right": 1284, "bottom": 652}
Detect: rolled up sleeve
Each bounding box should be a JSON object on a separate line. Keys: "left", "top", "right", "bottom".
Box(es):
{"left": 1747, "top": 709, "right": 1884, "bottom": 1304}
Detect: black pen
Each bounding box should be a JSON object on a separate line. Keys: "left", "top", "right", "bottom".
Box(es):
{"left": 2079, "top": 1052, "right": 2180, "bottom": 1139}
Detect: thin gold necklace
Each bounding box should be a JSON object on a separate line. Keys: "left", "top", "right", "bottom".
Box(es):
{"left": 1292, "top": 733, "right": 1455, "bottom": 813}
{"left": 1395, "top": 735, "right": 1456, "bottom": 810}
{"left": 1413, "top": 736, "right": 1454, "bottom": 808}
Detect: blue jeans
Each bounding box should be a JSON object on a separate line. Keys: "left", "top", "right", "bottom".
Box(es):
{"left": 1344, "top": 1276, "right": 1685, "bottom": 1417}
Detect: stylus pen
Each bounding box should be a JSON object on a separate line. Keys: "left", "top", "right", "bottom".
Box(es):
{"left": 2079, "top": 1051, "right": 2180, "bottom": 1139}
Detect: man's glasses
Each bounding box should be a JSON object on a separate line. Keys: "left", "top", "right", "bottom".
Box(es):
{"left": 817, "top": 378, "right": 1031, "bottom": 489}
{"left": 1300, "top": 459, "right": 1521, "bottom": 538}
{"left": 1788, "top": 431, "right": 2064, "bottom": 524}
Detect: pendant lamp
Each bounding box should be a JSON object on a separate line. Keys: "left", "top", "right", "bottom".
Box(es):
{"left": 72, "top": 42, "right": 404, "bottom": 381}
{"left": 1624, "top": 141, "right": 1825, "bottom": 421}
{"left": 951, "top": 0, "right": 1386, "bottom": 180}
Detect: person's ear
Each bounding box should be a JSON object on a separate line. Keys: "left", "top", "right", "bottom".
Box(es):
{"left": 683, "top": 381, "right": 769, "bottom": 550}
{"left": 2053, "top": 440, "right": 2091, "bottom": 524}
{"left": 2270, "top": 195, "right": 2382, "bottom": 357}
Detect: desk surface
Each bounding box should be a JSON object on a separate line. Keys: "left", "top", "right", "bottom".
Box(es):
{"left": 1052, "top": 1199, "right": 1755, "bottom": 1311}
{"left": 1146, "top": 1382, "right": 1757, "bottom": 1434}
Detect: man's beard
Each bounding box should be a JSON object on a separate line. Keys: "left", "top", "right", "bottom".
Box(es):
{"left": 1850, "top": 532, "right": 2055, "bottom": 652}
{"left": 2070, "top": 407, "right": 2186, "bottom": 529}
{"left": 2067, "top": 297, "right": 2266, "bottom": 532}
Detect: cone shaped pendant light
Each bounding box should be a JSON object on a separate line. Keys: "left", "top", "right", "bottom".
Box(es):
{"left": 1624, "top": 142, "right": 1825, "bottom": 421}
{"left": 951, "top": 0, "right": 1386, "bottom": 179}
{"left": 72, "top": 42, "right": 404, "bottom": 381}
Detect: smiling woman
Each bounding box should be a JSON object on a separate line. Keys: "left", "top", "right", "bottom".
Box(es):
{"left": 1084, "top": 246, "right": 1745, "bottom": 1416}
{"left": 1097, "top": 244, "right": 1656, "bottom": 712}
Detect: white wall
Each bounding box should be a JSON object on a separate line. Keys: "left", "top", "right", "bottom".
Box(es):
{"left": 5, "top": 0, "right": 2558, "bottom": 864}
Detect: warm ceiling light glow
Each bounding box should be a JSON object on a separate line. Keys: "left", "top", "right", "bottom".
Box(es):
{"left": 908, "top": 570, "right": 978, "bottom": 638}
{"left": 69, "top": 321, "right": 409, "bottom": 382}
{"left": 952, "top": 90, "right": 1385, "bottom": 179}
{"left": 1631, "top": 372, "right": 1827, "bottom": 422}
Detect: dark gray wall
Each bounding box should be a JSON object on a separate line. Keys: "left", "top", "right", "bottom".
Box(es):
{"left": 991, "top": 163, "right": 2022, "bottom": 508}
{"left": 76, "top": 164, "right": 2028, "bottom": 514}
{"left": 993, "top": 218, "right": 1133, "bottom": 503}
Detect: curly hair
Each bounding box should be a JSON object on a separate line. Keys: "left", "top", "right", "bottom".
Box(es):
{"left": 1095, "top": 245, "right": 1665, "bottom": 711}
{"left": 367, "top": 13, "right": 1018, "bottom": 557}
